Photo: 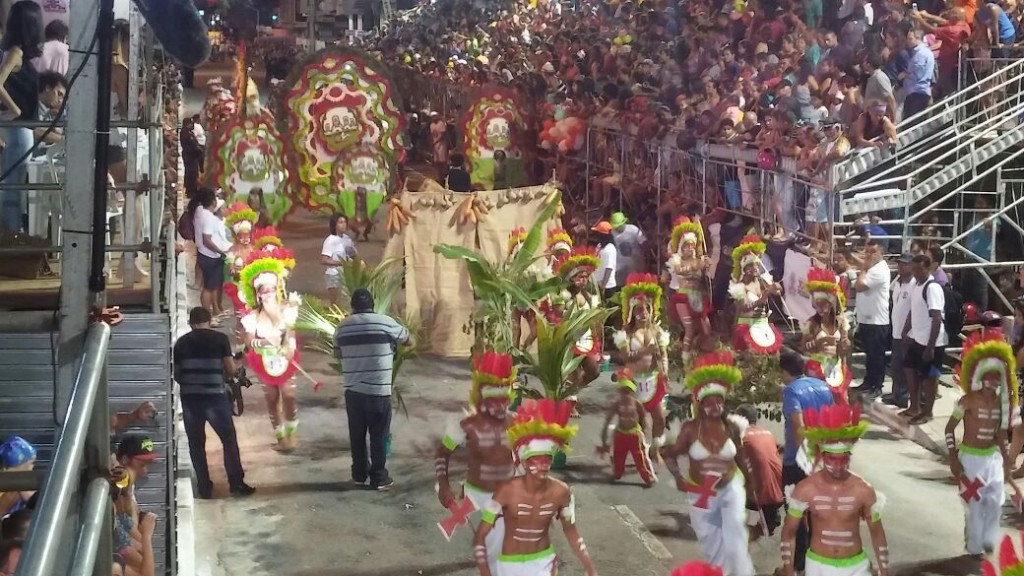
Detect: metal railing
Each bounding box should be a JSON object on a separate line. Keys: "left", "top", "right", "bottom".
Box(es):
{"left": 16, "top": 322, "right": 112, "bottom": 576}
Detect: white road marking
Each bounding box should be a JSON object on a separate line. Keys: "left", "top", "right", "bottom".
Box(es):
{"left": 610, "top": 505, "right": 673, "bottom": 560}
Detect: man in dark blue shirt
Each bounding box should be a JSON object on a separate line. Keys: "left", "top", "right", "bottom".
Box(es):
{"left": 779, "top": 351, "right": 835, "bottom": 574}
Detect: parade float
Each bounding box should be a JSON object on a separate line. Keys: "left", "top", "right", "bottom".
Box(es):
{"left": 278, "top": 46, "right": 405, "bottom": 221}
{"left": 460, "top": 86, "right": 529, "bottom": 190}
{"left": 205, "top": 43, "right": 291, "bottom": 224}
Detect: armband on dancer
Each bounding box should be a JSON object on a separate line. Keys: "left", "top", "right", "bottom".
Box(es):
{"left": 434, "top": 457, "right": 448, "bottom": 480}
{"left": 875, "top": 545, "right": 889, "bottom": 573}
{"left": 474, "top": 544, "right": 487, "bottom": 565}
{"left": 560, "top": 493, "right": 577, "bottom": 525}
{"left": 576, "top": 536, "right": 589, "bottom": 557}
{"left": 481, "top": 499, "right": 501, "bottom": 525}
{"left": 781, "top": 541, "right": 794, "bottom": 566}
{"left": 786, "top": 497, "right": 809, "bottom": 519}
{"left": 869, "top": 492, "right": 886, "bottom": 522}
{"left": 442, "top": 419, "right": 466, "bottom": 452}
{"left": 945, "top": 432, "right": 957, "bottom": 452}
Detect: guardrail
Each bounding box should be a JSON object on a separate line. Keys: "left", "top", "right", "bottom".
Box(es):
{"left": 16, "top": 321, "right": 112, "bottom": 576}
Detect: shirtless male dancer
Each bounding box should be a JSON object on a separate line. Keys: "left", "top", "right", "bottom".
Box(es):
{"left": 781, "top": 404, "right": 888, "bottom": 576}
{"left": 945, "top": 330, "right": 1019, "bottom": 557}
{"left": 598, "top": 370, "right": 656, "bottom": 486}
{"left": 437, "top": 351, "right": 517, "bottom": 573}
{"left": 474, "top": 399, "right": 597, "bottom": 576}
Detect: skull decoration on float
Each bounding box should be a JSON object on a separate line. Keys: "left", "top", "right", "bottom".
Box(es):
{"left": 461, "top": 87, "right": 528, "bottom": 190}
{"left": 206, "top": 43, "right": 291, "bottom": 225}
{"left": 278, "top": 47, "right": 405, "bottom": 217}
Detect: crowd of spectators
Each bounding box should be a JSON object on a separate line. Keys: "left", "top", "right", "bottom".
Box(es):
{"left": 359, "top": 0, "right": 1023, "bottom": 252}
{"left": 0, "top": 400, "right": 161, "bottom": 576}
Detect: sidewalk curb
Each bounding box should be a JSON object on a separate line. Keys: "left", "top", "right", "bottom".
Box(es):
{"left": 864, "top": 401, "right": 947, "bottom": 458}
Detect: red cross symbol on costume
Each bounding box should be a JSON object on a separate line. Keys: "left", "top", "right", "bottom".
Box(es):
{"left": 689, "top": 474, "right": 720, "bottom": 509}
{"left": 437, "top": 497, "right": 478, "bottom": 541}
{"left": 959, "top": 475, "right": 984, "bottom": 503}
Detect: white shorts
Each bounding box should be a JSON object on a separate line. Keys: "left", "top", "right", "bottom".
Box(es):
{"left": 496, "top": 547, "right": 557, "bottom": 576}
{"left": 805, "top": 551, "right": 871, "bottom": 576}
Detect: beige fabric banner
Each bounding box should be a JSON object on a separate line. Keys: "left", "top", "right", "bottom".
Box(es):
{"left": 404, "top": 190, "right": 477, "bottom": 356}
{"left": 384, "top": 181, "right": 558, "bottom": 357}
{"left": 475, "top": 185, "right": 556, "bottom": 266}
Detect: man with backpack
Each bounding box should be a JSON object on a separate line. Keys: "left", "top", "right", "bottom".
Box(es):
{"left": 901, "top": 254, "right": 948, "bottom": 425}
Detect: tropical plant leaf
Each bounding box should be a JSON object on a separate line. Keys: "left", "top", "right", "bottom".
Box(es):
{"left": 517, "top": 306, "right": 614, "bottom": 400}
{"left": 509, "top": 190, "right": 560, "bottom": 275}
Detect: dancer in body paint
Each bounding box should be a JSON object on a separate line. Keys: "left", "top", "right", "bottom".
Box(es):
{"left": 802, "top": 268, "right": 853, "bottom": 404}
{"left": 473, "top": 399, "right": 596, "bottom": 576}
{"left": 237, "top": 251, "right": 303, "bottom": 452}
{"left": 597, "top": 369, "right": 656, "bottom": 485}
{"left": 662, "top": 351, "right": 755, "bottom": 576}
{"left": 537, "top": 227, "right": 573, "bottom": 324}
{"left": 611, "top": 273, "right": 671, "bottom": 462}
{"left": 945, "top": 329, "right": 1020, "bottom": 557}
{"left": 728, "top": 235, "right": 782, "bottom": 355}
{"left": 435, "top": 350, "right": 517, "bottom": 574}
{"left": 780, "top": 404, "right": 889, "bottom": 576}
{"left": 666, "top": 216, "right": 713, "bottom": 366}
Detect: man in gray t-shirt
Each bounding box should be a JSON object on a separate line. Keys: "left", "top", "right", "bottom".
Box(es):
{"left": 609, "top": 212, "right": 647, "bottom": 286}
{"left": 863, "top": 54, "right": 895, "bottom": 120}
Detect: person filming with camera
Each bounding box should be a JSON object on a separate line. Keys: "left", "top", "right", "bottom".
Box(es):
{"left": 173, "top": 306, "right": 255, "bottom": 499}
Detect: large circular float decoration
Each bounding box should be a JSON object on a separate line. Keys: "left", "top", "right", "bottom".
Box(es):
{"left": 278, "top": 46, "right": 405, "bottom": 215}
{"left": 205, "top": 42, "right": 292, "bottom": 225}
{"left": 461, "top": 86, "right": 528, "bottom": 190}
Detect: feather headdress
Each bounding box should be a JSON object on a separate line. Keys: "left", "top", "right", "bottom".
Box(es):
{"left": 982, "top": 530, "right": 1024, "bottom": 576}
{"left": 620, "top": 272, "right": 662, "bottom": 324}
{"left": 957, "top": 329, "right": 1018, "bottom": 430}
{"left": 508, "top": 227, "right": 529, "bottom": 257}
{"left": 237, "top": 254, "right": 288, "bottom": 309}
{"left": 802, "top": 404, "right": 868, "bottom": 459}
{"left": 685, "top": 351, "right": 741, "bottom": 402}
{"left": 669, "top": 216, "right": 705, "bottom": 255}
{"left": 223, "top": 202, "right": 258, "bottom": 237}
{"left": 470, "top": 350, "right": 517, "bottom": 408}
{"left": 731, "top": 234, "right": 766, "bottom": 280}
{"left": 507, "top": 399, "right": 578, "bottom": 462}
{"left": 546, "top": 227, "right": 573, "bottom": 256}
{"left": 805, "top": 267, "right": 845, "bottom": 314}
{"left": 252, "top": 226, "right": 283, "bottom": 250}
{"left": 555, "top": 246, "right": 601, "bottom": 281}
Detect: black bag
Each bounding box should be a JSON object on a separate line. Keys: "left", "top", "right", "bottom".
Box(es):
{"left": 177, "top": 209, "right": 195, "bottom": 241}
{"left": 923, "top": 280, "right": 965, "bottom": 344}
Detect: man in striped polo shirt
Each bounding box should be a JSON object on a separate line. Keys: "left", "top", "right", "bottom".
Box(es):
{"left": 173, "top": 307, "right": 253, "bottom": 499}
{"left": 334, "top": 288, "right": 410, "bottom": 491}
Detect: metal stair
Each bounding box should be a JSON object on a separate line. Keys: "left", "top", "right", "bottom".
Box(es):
{"left": 838, "top": 58, "right": 1024, "bottom": 217}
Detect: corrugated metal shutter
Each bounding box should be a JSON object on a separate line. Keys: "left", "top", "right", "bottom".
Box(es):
{"left": 0, "top": 331, "right": 58, "bottom": 471}
{"left": 0, "top": 312, "right": 175, "bottom": 575}
{"left": 110, "top": 313, "right": 175, "bottom": 576}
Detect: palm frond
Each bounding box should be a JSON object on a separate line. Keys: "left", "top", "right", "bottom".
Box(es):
{"left": 517, "top": 306, "right": 615, "bottom": 400}
{"left": 509, "top": 190, "right": 560, "bottom": 275}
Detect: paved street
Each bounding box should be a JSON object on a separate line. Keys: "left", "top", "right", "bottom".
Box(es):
{"left": 186, "top": 208, "right": 1022, "bottom": 576}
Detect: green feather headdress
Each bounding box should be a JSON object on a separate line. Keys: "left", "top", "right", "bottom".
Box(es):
{"left": 731, "top": 234, "right": 766, "bottom": 280}
{"left": 237, "top": 256, "right": 287, "bottom": 309}
{"left": 685, "top": 351, "right": 741, "bottom": 401}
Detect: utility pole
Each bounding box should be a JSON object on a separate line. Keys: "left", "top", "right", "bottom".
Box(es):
{"left": 307, "top": 0, "right": 317, "bottom": 51}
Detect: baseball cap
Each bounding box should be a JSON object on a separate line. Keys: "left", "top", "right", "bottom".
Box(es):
{"left": 591, "top": 221, "right": 613, "bottom": 234}
{"left": 897, "top": 252, "right": 915, "bottom": 263}
{"left": 0, "top": 436, "right": 37, "bottom": 469}
{"left": 117, "top": 434, "right": 158, "bottom": 461}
